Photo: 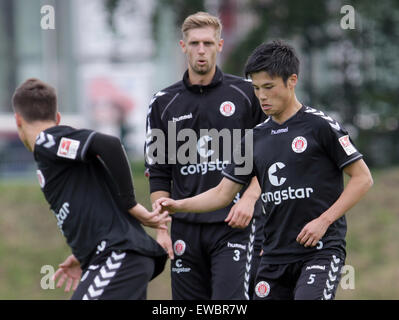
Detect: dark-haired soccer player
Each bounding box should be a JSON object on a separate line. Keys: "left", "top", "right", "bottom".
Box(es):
{"left": 156, "top": 40, "right": 373, "bottom": 300}
{"left": 12, "top": 78, "right": 169, "bottom": 300}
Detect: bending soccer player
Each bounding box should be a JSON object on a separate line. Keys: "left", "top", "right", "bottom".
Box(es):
{"left": 12, "top": 78, "right": 169, "bottom": 300}
{"left": 156, "top": 40, "right": 373, "bottom": 300}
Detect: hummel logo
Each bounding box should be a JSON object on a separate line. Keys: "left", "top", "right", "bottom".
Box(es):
{"left": 326, "top": 279, "right": 334, "bottom": 291}
{"left": 271, "top": 127, "right": 288, "bottom": 135}
{"left": 328, "top": 270, "right": 337, "bottom": 282}
{"left": 330, "top": 261, "right": 339, "bottom": 273}
{"left": 36, "top": 132, "right": 55, "bottom": 148}
{"left": 149, "top": 91, "right": 166, "bottom": 106}
{"left": 83, "top": 251, "right": 126, "bottom": 300}
{"left": 305, "top": 107, "right": 341, "bottom": 131}
{"left": 323, "top": 288, "right": 332, "bottom": 300}
{"left": 94, "top": 275, "right": 110, "bottom": 288}
{"left": 172, "top": 113, "right": 193, "bottom": 122}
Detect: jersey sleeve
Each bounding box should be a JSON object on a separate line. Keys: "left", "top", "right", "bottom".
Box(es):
{"left": 318, "top": 117, "right": 363, "bottom": 169}
{"left": 88, "top": 132, "right": 137, "bottom": 210}
{"left": 144, "top": 93, "right": 173, "bottom": 194}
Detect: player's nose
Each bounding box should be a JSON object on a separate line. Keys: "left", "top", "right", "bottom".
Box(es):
{"left": 259, "top": 90, "right": 268, "bottom": 101}
{"left": 198, "top": 43, "right": 206, "bottom": 54}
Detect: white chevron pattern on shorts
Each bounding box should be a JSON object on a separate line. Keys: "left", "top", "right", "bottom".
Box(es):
{"left": 83, "top": 251, "right": 126, "bottom": 300}
{"left": 322, "top": 255, "right": 342, "bottom": 300}
{"left": 244, "top": 218, "right": 256, "bottom": 300}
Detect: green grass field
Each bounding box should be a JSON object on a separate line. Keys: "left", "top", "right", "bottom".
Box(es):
{"left": 0, "top": 163, "right": 398, "bottom": 300}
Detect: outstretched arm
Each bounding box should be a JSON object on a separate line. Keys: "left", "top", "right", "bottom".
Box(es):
{"left": 88, "top": 133, "right": 170, "bottom": 229}
{"left": 225, "top": 177, "right": 261, "bottom": 228}
{"left": 297, "top": 159, "right": 373, "bottom": 247}
{"left": 156, "top": 177, "right": 243, "bottom": 214}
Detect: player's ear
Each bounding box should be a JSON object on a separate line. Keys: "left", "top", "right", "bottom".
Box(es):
{"left": 217, "top": 38, "right": 224, "bottom": 53}
{"left": 287, "top": 74, "right": 298, "bottom": 89}
{"left": 179, "top": 39, "right": 187, "bottom": 53}
{"left": 56, "top": 112, "right": 61, "bottom": 125}
{"left": 14, "top": 112, "right": 23, "bottom": 128}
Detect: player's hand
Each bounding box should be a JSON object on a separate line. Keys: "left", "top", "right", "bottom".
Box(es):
{"left": 156, "top": 227, "right": 174, "bottom": 260}
{"left": 155, "top": 197, "right": 181, "bottom": 214}
{"left": 225, "top": 197, "right": 254, "bottom": 229}
{"left": 140, "top": 207, "right": 171, "bottom": 229}
{"left": 52, "top": 254, "right": 82, "bottom": 292}
{"left": 129, "top": 204, "right": 171, "bottom": 229}
{"left": 296, "top": 216, "right": 330, "bottom": 247}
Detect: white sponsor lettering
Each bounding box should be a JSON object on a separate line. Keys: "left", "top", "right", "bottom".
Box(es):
{"left": 271, "top": 127, "right": 288, "bottom": 135}
{"left": 227, "top": 242, "right": 247, "bottom": 251}
{"left": 172, "top": 113, "right": 193, "bottom": 122}
{"left": 261, "top": 187, "right": 314, "bottom": 205}
{"left": 306, "top": 265, "right": 326, "bottom": 271}
{"left": 53, "top": 202, "right": 70, "bottom": 234}
{"left": 180, "top": 159, "right": 229, "bottom": 176}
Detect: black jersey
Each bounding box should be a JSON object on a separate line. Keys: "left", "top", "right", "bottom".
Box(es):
{"left": 223, "top": 106, "right": 363, "bottom": 263}
{"left": 145, "top": 67, "right": 266, "bottom": 223}
{"left": 34, "top": 125, "right": 166, "bottom": 271}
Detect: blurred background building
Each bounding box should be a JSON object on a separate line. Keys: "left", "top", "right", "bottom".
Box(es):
{"left": 1, "top": 0, "right": 398, "bottom": 179}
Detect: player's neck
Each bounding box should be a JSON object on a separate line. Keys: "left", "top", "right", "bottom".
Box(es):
{"left": 187, "top": 66, "right": 216, "bottom": 86}
{"left": 26, "top": 121, "right": 58, "bottom": 151}
{"left": 273, "top": 97, "right": 302, "bottom": 125}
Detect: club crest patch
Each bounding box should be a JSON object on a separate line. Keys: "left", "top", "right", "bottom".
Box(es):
{"left": 36, "top": 170, "right": 45, "bottom": 188}
{"left": 173, "top": 240, "right": 186, "bottom": 256}
{"left": 292, "top": 136, "right": 308, "bottom": 153}
{"left": 220, "top": 101, "right": 236, "bottom": 117}
{"left": 57, "top": 138, "right": 80, "bottom": 159}
{"left": 255, "top": 281, "right": 270, "bottom": 298}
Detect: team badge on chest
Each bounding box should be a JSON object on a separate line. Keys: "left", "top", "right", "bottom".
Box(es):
{"left": 219, "top": 101, "right": 236, "bottom": 117}
{"left": 292, "top": 136, "right": 308, "bottom": 153}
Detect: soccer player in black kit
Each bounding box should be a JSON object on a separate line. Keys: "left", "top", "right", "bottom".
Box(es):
{"left": 145, "top": 12, "right": 266, "bottom": 299}
{"left": 12, "top": 78, "right": 170, "bottom": 300}
{"left": 156, "top": 40, "right": 373, "bottom": 300}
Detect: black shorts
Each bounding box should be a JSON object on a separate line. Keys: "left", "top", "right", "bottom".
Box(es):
{"left": 253, "top": 253, "right": 345, "bottom": 300}
{"left": 170, "top": 218, "right": 262, "bottom": 300}
{"left": 71, "top": 250, "right": 155, "bottom": 300}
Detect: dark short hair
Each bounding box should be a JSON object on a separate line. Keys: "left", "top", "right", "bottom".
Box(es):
{"left": 244, "top": 40, "right": 300, "bottom": 84}
{"left": 12, "top": 78, "right": 57, "bottom": 122}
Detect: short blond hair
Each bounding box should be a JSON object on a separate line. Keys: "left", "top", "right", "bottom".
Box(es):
{"left": 181, "top": 12, "right": 222, "bottom": 40}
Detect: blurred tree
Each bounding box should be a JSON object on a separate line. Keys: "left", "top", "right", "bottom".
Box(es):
{"left": 151, "top": 0, "right": 206, "bottom": 43}
{"left": 104, "top": 0, "right": 120, "bottom": 33}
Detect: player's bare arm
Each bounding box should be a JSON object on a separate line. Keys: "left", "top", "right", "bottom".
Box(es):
{"left": 297, "top": 159, "right": 373, "bottom": 247}
{"left": 151, "top": 191, "right": 174, "bottom": 259}
{"left": 157, "top": 177, "right": 242, "bottom": 214}
{"left": 225, "top": 177, "right": 261, "bottom": 229}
